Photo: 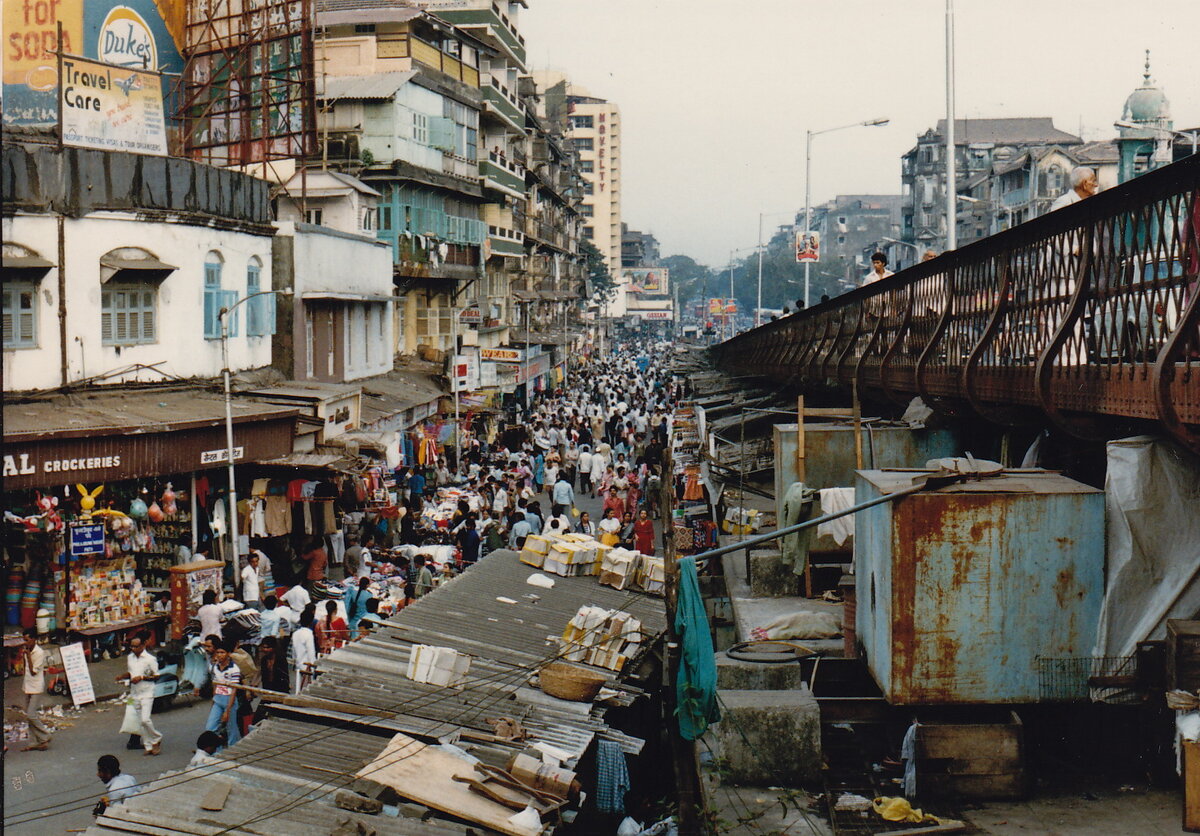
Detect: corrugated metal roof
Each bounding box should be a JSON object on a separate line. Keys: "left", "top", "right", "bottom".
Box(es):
{"left": 320, "top": 71, "right": 418, "bottom": 102}
{"left": 3, "top": 390, "right": 298, "bottom": 438}
{"left": 88, "top": 550, "right": 665, "bottom": 835}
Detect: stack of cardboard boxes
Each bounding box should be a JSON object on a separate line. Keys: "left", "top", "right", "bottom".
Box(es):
{"left": 559, "top": 605, "right": 645, "bottom": 672}
{"left": 406, "top": 644, "right": 472, "bottom": 687}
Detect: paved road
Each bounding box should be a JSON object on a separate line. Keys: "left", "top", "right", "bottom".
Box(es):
{"left": 4, "top": 688, "right": 210, "bottom": 834}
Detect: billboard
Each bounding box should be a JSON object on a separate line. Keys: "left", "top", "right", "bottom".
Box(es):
{"left": 625, "top": 268, "right": 669, "bottom": 295}
{"left": 3, "top": 0, "right": 184, "bottom": 129}
{"left": 61, "top": 57, "right": 167, "bottom": 155}
{"left": 795, "top": 230, "right": 820, "bottom": 263}
{"left": 708, "top": 298, "right": 724, "bottom": 315}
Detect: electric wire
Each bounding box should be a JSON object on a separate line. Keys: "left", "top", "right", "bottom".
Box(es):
{"left": 7, "top": 582, "right": 659, "bottom": 828}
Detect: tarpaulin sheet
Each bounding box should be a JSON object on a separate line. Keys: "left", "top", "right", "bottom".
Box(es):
{"left": 1095, "top": 436, "right": 1200, "bottom": 658}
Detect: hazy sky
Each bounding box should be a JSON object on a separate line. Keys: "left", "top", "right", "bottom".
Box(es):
{"left": 520, "top": 0, "right": 1200, "bottom": 268}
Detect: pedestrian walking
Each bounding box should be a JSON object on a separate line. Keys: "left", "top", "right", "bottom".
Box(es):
{"left": 19, "top": 627, "right": 53, "bottom": 751}
{"left": 204, "top": 638, "right": 242, "bottom": 748}
{"left": 634, "top": 508, "right": 656, "bottom": 555}
{"left": 116, "top": 631, "right": 162, "bottom": 756}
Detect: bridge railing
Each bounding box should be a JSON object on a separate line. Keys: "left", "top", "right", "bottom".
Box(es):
{"left": 713, "top": 154, "right": 1200, "bottom": 450}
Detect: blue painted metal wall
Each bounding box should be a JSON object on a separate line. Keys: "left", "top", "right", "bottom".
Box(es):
{"left": 855, "top": 470, "right": 1105, "bottom": 705}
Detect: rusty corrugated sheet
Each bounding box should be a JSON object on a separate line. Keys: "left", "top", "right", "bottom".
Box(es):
{"left": 856, "top": 469, "right": 1105, "bottom": 705}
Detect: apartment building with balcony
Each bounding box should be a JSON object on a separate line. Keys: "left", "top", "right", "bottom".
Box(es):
{"left": 315, "top": 2, "right": 491, "bottom": 357}
{"left": 900, "top": 117, "right": 1082, "bottom": 254}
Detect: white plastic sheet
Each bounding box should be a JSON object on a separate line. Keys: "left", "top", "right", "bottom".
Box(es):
{"left": 1094, "top": 436, "right": 1200, "bottom": 658}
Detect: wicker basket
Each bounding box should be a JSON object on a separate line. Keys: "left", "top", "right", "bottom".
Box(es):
{"left": 537, "top": 662, "right": 608, "bottom": 702}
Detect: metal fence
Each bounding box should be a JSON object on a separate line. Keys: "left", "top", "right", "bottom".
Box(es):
{"left": 713, "top": 155, "right": 1200, "bottom": 452}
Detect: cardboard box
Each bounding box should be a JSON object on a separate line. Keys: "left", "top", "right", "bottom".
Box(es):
{"left": 519, "top": 548, "right": 546, "bottom": 568}
{"left": 406, "top": 645, "right": 471, "bottom": 687}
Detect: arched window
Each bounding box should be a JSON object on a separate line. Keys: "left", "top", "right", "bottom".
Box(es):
{"left": 245, "top": 256, "right": 275, "bottom": 336}
{"left": 1043, "top": 164, "right": 1064, "bottom": 197}
{"left": 203, "top": 251, "right": 236, "bottom": 339}
{"left": 100, "top": 247, "right": 175, "bottom": 346}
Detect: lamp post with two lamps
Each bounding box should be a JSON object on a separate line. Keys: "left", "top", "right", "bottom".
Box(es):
{"left": 218, "top": 287, "right": 292, "bottom": 577}
{"left": 803, "top": 117, "right": 890, "bottom": 308}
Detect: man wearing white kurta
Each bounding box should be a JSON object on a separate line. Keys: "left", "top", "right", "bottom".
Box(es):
{"left": 120, "top": 633, "right": 163, "bottom": 755}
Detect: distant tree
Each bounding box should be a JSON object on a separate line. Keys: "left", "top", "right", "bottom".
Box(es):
{"left": 582, "top": 240, "right": 617, "bottom": 302}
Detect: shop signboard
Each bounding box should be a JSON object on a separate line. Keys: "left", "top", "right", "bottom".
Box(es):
{"left": 2, "top": 414, "right": 294, "bottom": 490}
{"left": 643, "top": 310, "right": 673, "bottom": 321}
{"left": 60, "top": 642, "right": 97, "bottom": 706}
{"left": 60, "top": 55, "right": 167, "bottom": 156}
{"left": 458, "top": 306, "right": 482, "bottom": 325}
{"left": 480, "top": 362, "right": 499, "bottom": 388}
{"left": 480, "top": 347, "right": 523, "bottom": 362}
{"left": 199, "top": 446, "right": 245, "bottom": 465}
{"left": 69, "top": 522, "right": 105, "bottom": 557}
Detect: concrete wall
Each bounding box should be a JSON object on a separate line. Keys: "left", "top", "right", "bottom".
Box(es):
{"left": 280, "top": 222, "right": 394, "bottom": 382}
{"left": 3, "top": 211, "right": 273, "bottom": 392}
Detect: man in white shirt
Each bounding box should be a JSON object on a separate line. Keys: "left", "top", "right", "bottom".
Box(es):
{"left": 577, "top": 446, "right": 594, "bottom": 495}
{"left": 240, "top": 553, "right": 262, "bottom": 609}
{"left": 291, "top": 610, "right": 317, "bottom": 694}
{"left": 117, "top": 631, "right": 162, "bottom": 756}
{"left": 96, "top": 755, "right": 141, "bottom": 810}
{"left": 20, "top": 628, "right": 53, "bottom": 750}
{"left": 492, "top": 482, "right": 508, "bottom": 515}
{"left": 862, "top": 252, "right": 894, "bottom": 286}
{"left": 1050, "top": 166, "right": 1099, "bottom": 211}
{"left": 280, "top": 583, "right": 311, "bottom": 613}
{"left": 197, "top": 589, "right": 223, "bottom": 639}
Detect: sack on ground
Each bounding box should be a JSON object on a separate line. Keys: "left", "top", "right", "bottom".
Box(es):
{"left": 752, "top": 609, "right": 842, "bottom": 641}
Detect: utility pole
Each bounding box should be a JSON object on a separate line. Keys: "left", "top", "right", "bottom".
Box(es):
{"left": 945, "top": 0, "right": 957, "bottom": 252}
{"left": 756, "top": 212, "right": 764, "bottom": 328}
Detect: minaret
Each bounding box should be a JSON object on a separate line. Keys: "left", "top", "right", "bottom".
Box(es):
{"left": 1116, "top": 50, "right": 1173, "bottom": 182}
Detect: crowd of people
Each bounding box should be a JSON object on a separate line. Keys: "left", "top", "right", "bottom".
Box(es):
{"left": 78, "top": 339, "right": 681, "bottom": 796}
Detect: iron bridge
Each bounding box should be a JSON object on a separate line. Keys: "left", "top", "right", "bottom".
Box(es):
{"left": 712, "top": 155, "right": 1200, "bottom": 452}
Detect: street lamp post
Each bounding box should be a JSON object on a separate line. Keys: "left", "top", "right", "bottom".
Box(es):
{"left": 804, "top": 117, "right": 889, "bottom": 308}
{"left": 218, "top": 287, "right": 291, "bottom": 580}
{"left": 945, "top": 0, "right": 957, "bottom": 252}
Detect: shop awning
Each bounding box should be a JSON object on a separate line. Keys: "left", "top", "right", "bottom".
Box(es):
{"left": 256, "top": 452, "right": 357, "bottom": 471}
{"left": 301, "top": 291, "right": 394, "bottom": 303}
{"left": 3, "top": 389, "right": 298, "bottom": 490}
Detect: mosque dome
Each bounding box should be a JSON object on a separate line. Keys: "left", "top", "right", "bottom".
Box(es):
{"left": 1122, "top": 51, "right": 1171, "bottom": 124}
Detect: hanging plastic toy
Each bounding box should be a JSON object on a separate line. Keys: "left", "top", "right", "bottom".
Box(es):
{"left": 160, "top": 482, "right": 177, "bottom": 516}
{"left": 129, "top": 496, "right": 148, "bottom": 519}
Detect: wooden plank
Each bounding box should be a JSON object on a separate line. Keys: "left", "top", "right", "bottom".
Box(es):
{"left": 917, "top": 731, "right": 1021, "bottom": 761}
{"left": 881, "top": 820, "right": 966, "bottom": 836}
{"left": 918, "top": 756, "right": 1024, "bottom": 775}
{"left": 198, "top": 780, "right": 232, "bottom": 812}
{"left": 923, "top": 773, "right": 1026, "bottom": 799}
{"left": 358, "top": 732, "right": 542, "bottom": 836}
{"left": 796, "top": 396, "right": 806, "bottom": 484}
{"left": 1185, "top": 739, "right": 1200, "bottom": 832}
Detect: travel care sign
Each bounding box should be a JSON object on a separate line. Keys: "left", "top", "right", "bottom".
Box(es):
{"left": 60, "top": 55, "right": 167, "bottom": 155}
